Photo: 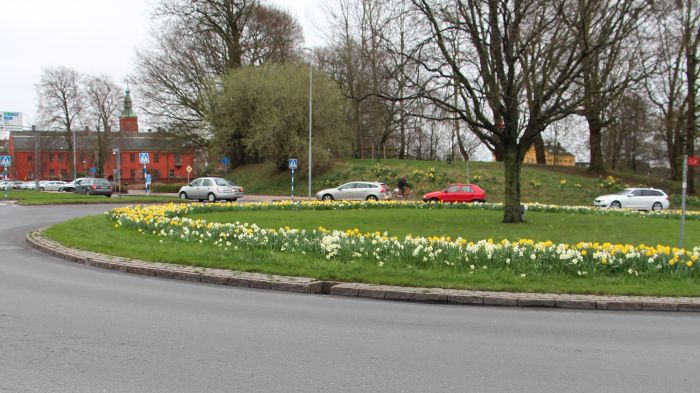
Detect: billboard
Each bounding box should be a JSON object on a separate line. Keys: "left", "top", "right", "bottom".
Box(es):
{"left": 0, "top": 111, "right": 22, "bottom": 139}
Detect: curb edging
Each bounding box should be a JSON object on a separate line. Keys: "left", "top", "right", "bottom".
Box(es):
{"left": 26, "top": 229, "right": 700, "bottom": 312}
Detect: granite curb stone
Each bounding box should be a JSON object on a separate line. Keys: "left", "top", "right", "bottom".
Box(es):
{"left": 27, "top": 229, "right": 700, "bottom": 313}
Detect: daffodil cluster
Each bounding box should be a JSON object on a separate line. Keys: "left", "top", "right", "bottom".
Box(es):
{"left": 108, "top": 202, "right": 700, "bottom": 277}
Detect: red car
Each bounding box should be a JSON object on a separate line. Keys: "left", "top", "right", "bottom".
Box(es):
{"left": 422, "top": 183, "right": 486, "bottom": 203}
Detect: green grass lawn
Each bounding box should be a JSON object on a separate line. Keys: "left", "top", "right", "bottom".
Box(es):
{"left": 3, "top": 190, "right": 179, "bottom": 205}
{"left": 189, "top": 208, "right": 700, "bottom": 248}
{"left": 43, "top": 208, "right": 700, "bottom": 296}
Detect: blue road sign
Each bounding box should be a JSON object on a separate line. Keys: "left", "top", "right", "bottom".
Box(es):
{"left": 139, "top": 152, "right": 150, "bottom": 165}
{"left": 90, "top": 167, "right": 96, "bottom": 174}
{"left": 0, "top": 155, "right": 11, "bottom": 167}
{"left": 288, "top": 158, "right": 298, "bottom": 170}
{"left": 222, "top": 156, "right": 231, "bottom": 165}
{"left": 145, "top": 173, "right": 152, "bottom": 185}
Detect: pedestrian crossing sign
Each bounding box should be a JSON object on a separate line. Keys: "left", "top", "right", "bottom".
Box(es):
{"left": 0, "top": 155, "right": 11, "bottom": 167}
{"left": 139, "top": 152, "right": 150, "bottom": 165}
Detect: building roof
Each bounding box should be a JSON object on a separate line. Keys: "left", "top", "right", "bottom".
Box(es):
{"left": 9, "top": 130, "right": 193, "bottom": 152}
{"left": 546, "top": 142, "right": 574, "bottom": 157}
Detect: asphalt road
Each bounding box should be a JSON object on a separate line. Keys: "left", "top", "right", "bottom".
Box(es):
{"left": 1, "top": 203, "right": 699, "bottom": 393}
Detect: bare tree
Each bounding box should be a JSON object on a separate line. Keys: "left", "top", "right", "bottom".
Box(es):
{"left": 571, "top": 0, "right": 653, "bottom": 175}
{"left": 84, "top": 75, "right": 121, "bottom": 177}
{"left": 132, "top": 0, "right": 303, "bottom": 164}
{"left": 402, "top": 0, "right": 594, "bottom": 222}
{"left": 36, "top": 66, "right": 84, "bottom": 177}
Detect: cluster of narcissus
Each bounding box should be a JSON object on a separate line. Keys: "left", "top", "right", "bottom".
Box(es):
{"left": 107, "top": 202, "right": 700, "bottom": 278}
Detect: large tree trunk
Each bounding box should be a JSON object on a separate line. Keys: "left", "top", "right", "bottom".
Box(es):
{"left": 587, "top": 114, "right": 606, "bottom": 174}
{"left": 687, "top": 50, "right": 697, "bottom": 195}
{"left": 534, "top": 134, "right": 546, "bottom": 164}
{"left": 502, "top": 143, "right": 524, "bottom": 223}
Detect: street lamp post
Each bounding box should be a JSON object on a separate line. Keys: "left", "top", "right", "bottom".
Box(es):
{"left": 82, "top": 160, "right": 87, "bottom": 177}
{"left": 113, "top": 148, "right": 121, "bottom": 199}
{"left": 302, "top": 48, "right": 313, "bottom": 199}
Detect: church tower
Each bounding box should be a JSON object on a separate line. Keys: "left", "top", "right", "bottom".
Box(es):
{"left": 119, "top": 88, "right": 139, "bottom": 133}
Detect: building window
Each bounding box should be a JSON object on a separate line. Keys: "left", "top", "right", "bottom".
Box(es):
{"left": 61, "top": 169, "right": 67, "bottom": 179}
{"left": 154, "top": 153, "right": 159, "bottom": 163}
{"left": 27, "top": 155, "right": 32, "bottom": 161}
{"left": 58, "top": 152, "right": 63, "bottom": 161}
{"left": 169, "top": 169, "right": 175, "bottom": 178}
{"left": 175, "top": 153, "right": 182, "bottom": 166}
{"left": 130, "top": 169, "right": 136, "bottom": 179}
{"left": 152, "top": 169, "right": 160, "bottom": 180}
{"left": 49, "top": 169, "right": 55, "bottom": 178}
{"left": 49, "top": 153, "right": 54, "bottom": 162}
{"left": 130, "top": 153, "right": 135, "bottom": 163}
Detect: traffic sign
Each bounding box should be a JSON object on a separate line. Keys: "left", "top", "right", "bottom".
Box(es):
{"left": 90, "top": 167, "right": 96, "bottom": 174}
{"left": 689, "top": 155, "right": 699, "bottom": 167}
{"left": 222, "top": 156, "right": 231, "bottom": 165}
{"left": 145, "top": 173, "right": 152, "bottom": 185}
{"left": 0, "top": 155, "right": 11, "bottom": 167}
{"left": 288, "top": 158, "right": 298, "bottom": 170}
{"left": 186, "top": 165, "right": 193, "bottom": 173}
{"left": 139, "top": 152, "right": 150, "bottom": 165}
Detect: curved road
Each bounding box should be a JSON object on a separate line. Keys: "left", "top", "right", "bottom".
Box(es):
{"left": 1, "top": 203, "right": 699, "bottom": 393}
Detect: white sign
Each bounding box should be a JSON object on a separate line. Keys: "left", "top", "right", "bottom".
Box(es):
{"left": 139, "top": 152, "right": 150, "bottom": 165}
{"left": 0, "top": 111, "right": 22, "bottom": 131}
{"left": 288, "top": 158, "right": 298, "bottom": 170}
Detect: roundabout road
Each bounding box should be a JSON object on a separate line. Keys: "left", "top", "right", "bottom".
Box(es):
{"left": 1, "top": 203, "right": 699, "bottom": 393}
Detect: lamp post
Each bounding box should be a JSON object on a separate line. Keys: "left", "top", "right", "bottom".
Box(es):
{"left": 302, "top": 47, "right": 313, "bottom": 199}
{"left": 82, "top": 160, "right": 87, "bottom": 177}
{"left": 113, "top": 148, "right": 121, "bottom": 199}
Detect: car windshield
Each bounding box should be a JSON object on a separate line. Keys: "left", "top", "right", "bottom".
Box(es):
{"left": 95, "top": 179, "right": 110, "bottom": 185}
{"left": 615, "top": 189, "right": 633, "bottom": 195}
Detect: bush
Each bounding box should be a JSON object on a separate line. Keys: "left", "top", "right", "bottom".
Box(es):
{"left": 111, "top": 183, "right": 129, "bottom": 193}
{"left": 151, "top": 183, "right": 186, "bottom": 193}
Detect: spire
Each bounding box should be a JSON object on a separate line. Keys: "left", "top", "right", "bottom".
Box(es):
{"left": 120, "top": 87, "right": 136, "bottom": 118}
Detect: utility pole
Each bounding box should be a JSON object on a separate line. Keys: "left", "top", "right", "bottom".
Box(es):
{"left": 303, "top": 48, "right": 313, "bottom": 199}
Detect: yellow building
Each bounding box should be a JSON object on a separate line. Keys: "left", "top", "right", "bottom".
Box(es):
{"left": 523, "top": 143, "right": 576, "bottom": 166}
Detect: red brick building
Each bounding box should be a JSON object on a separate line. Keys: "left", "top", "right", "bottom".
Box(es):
{"left": 6, "top": 89, "right": 195, "bottom": 183}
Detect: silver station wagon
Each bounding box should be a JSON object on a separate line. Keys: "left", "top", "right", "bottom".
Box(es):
{"left": 178, "top": 177, "right": 244, "bottom": 202}
{"left": 316, "top": 181, "right": 391, "bottom": 201}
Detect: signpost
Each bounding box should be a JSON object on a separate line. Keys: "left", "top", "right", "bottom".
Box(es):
{"left": 222, "top": 156, "right": 231, "bottom": 176}
{"left": 139, "top": 153, "right": 150, "bottom": 194}
{"left": 186, "top": 165, "right": 193, "bottom": 184}
{"left": 289, "top": 158, "right": 298, "bottom": 199}
{"left": 0, "top": 155, "right": 10, "bottom": 199}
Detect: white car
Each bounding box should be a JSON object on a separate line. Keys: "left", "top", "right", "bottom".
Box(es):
{"left": 594, "top": 188, "right": 670, "bottom": 211}
{"left": 40, "top": 180, "right": 67, "bottom": 191}
{"left": 20, "top": 181, "right": 37, "bottom": 190}
{"left": 316, "top": 181, "right": 392, "bottom": 201}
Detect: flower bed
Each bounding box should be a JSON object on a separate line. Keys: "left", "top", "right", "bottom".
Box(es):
{"left": 107, "top": 201, "right": 700, "bottom": 279}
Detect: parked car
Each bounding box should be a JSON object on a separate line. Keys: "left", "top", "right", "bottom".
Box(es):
{"left": 39, "top": 180, "right": 67, "bottom": 191}
{"left": 178, "top": 177, "right": 244, "bottom": 202}
{"left": 19, "top": 181, "right": 37, "bottom": 190}
{"left": 594, "top": 188, "right": 669, "bottom": 211}
{"left": 422, "top": 183, "right": 487, "bottom": 203}
{"left": 74, "top": 178, "right": 112, "bottom": 197}
{"left": 0, "top": 181, "right": 10, "bottom": 190}
{"left": 316, "top": 181, "right": 391, "bottom": 201}
{"left": 60, "top": 178, "right": 86, "bottom": 192}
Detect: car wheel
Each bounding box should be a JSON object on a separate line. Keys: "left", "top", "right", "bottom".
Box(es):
{"left": 652, "top": 202, "right": 663, "bottom": 211}
{"left": 106, "top": 194, "right": 112, "bottom": 198}
{"left": 322, "top": 194, "right": 334, "bottom": 201}
{"left": 179, "top": 192, "right": 188, "bottom": 200}
{"left": 430, "top": 197, "right": 439, "bottom": 202}
{"left": 207, "top": 193, "right": 216, "bottom": 202}
{"left": 610, "top": 201, "right": 621, "bottom": 209}
{"left": 230, "top": 197, "right": 237, "bottom": 202}
{"left": 39, "top": 187, "right": 45, "bottom": 191}
{"left": 366, "top": 195, "right": 378, "bottom": 201}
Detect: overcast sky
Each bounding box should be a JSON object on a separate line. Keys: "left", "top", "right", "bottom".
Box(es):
{"left": 0, "top": 0, "right": 328, "bottom": 128}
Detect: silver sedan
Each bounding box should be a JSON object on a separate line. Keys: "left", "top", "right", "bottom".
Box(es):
{"left": 316, "top": 181, "right": 391, "bottom": 201}
{"left": 178, "top": 177, "right": 244, "bottom": 202}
